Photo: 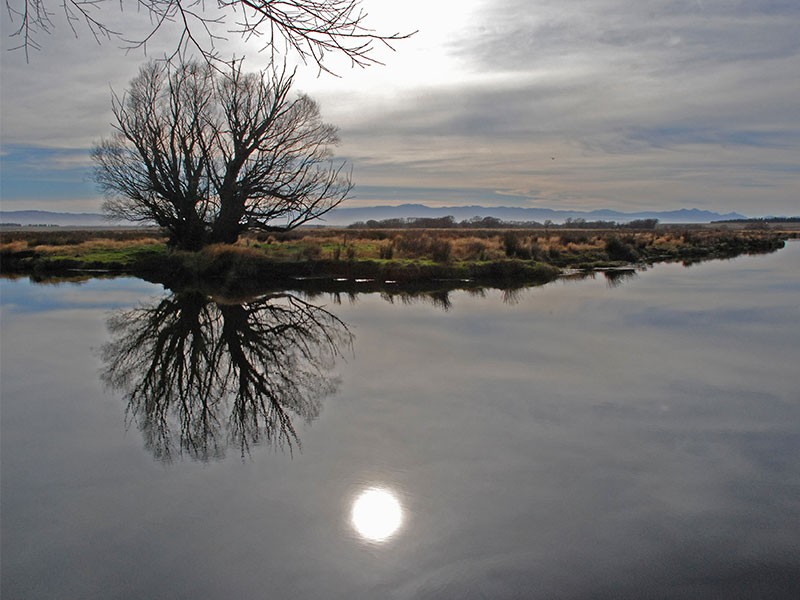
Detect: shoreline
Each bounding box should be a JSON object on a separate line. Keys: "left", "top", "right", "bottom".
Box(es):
{"left": 1, "top": 228, "right": 789, "bottom": 295}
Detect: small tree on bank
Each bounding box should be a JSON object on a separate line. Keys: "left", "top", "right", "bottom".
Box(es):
{"left": 93, "top": 60, "right": 352, "bottom": 250}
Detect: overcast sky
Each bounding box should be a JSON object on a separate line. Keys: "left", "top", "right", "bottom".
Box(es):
{"left": 1, "top": 0, "right": 798, "bottom": 215}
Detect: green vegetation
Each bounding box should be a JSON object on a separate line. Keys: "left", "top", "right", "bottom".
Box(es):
{"left": 0, "top": 232, "right": 166, "bottom": 273}
{"left": 0, "top": 227, "right": 790, "bottom": 293}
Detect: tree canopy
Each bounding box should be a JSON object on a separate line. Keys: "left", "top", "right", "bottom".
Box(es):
{"left": 93, "top": 59, "right": 352, "bottom": 249}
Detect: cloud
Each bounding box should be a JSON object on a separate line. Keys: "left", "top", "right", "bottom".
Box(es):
{"left": 458, "top": 0, "right": 800, "bottom": 70}
{"left": 1, "top": 0, "right": 798, "bottom": 215}
{"left": 0, "top": 146, "right": 99, "bottom": 210}
{"left": 318, "top": 0, "right": 800, "bottom": 212}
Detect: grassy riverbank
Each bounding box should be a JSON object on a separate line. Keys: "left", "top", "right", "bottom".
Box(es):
{"left": 1, "top": 227, "right": 789, "bottom": 291}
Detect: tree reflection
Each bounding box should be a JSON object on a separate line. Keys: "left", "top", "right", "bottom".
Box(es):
{"left": 604, "top": 269, "right": 638, "bottom": 288}
{"left": 101, "top": 290, "right": 352, "bottom": 462}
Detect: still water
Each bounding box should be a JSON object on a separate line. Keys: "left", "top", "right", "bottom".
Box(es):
{"left": 2, "top": 244, "right": 799, "bottom": 599}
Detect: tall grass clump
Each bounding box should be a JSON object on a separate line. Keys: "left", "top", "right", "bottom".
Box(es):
{"left": 465, "top": 240, "right": 487, "bottom": 260}
{"left": 430, "top": 238, "right": 452, "bottom": 262}
{"left": 605, "top": 234, "right": 639, "bottom": 262}
{"left": 379, "top": 242, "right": 394, "bottom": 259}
{"left": 394, "top": 231, "right": 430, "bottom": 257}
{"left": 503, "top": 231, "right": 532, "bottom": 259}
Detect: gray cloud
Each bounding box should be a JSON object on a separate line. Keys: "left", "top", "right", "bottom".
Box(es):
{"left": 325, "top": 0, "right": 799, "bottom": 212}
{"left": 1, "top": 0, "right": 798, "bottom": 214}
{"left": 458, "top": 0, "right": 800, "bottom": 71}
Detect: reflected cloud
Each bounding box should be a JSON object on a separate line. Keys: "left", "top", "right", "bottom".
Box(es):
{"left": 101, "top": 289, "right": 352, "bottom": 462}
{"left": 351, "top": 487, "right": 404, "bottom": 542}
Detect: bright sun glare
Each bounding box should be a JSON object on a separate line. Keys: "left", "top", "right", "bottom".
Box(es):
{"left": 351, "top": 488, "right": 403, "bottom": 542}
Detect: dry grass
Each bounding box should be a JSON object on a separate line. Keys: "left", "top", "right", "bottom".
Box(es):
{"left": 0, "top": 240, "right": 29, "bottom": 253}
{"left": 2, "top": 227, "right": 787, "bottom": 273}
{"left": 201, "top": 243, "right": 265, "bottom": 261}
{"left": 233, "top": 228, "right": 788, "bottom": 263}
{"left": 27, "top": 237, "right": 164, "bottom": 256}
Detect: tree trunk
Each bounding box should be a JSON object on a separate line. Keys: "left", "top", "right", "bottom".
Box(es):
{"left": 210, "top": 193, "right": 245, "bottom": 245}
{"left": 170, "top": 215, "right": 210, "bottom": 251}
{"left": 209, "top": 218, "right": 242, "bottom": 245}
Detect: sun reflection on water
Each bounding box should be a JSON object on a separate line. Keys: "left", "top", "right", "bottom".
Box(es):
{"left": 350, "top": 487, "right": 403, "bottom": 542}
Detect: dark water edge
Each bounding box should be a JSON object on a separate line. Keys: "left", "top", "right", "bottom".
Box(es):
{"left": 0, "top": 232, "right": 787, "bottom": 296}
{"left": 0, "top": 240, "right": 788, "bottom": 301}
{"left": 1, "top": 242, "right": 799, "bottom": 599}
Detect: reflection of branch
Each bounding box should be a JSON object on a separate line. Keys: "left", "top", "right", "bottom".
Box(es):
{"left": 603, "top": 269, "right": 638, "bottom": 288}
{"left": 101, "top": 289, "right": 351, "bottom": 461}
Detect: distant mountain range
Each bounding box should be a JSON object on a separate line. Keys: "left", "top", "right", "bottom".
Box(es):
{"left": 1, "top": 205, "right": 750, "bottom": 227}
{"left": 322, "top": 204, "right": 749, "bottom": 225}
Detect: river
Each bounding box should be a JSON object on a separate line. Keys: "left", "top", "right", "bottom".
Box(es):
{"left": 2, "top": 243, "right": 799, "bottom": 598}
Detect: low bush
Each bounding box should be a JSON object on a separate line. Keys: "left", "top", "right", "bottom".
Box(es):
{"left": 503, "top": 231, "right": 533, "bottom": 259}
{"left": 430, "top": 239, "right": 452, "bottom": 262}
{"left": 605, "top": 235, "right": 639, "bottom": 262}
{"left": 379, "top": 243, "right": 394, "bottom": 259}
{"left": 559, "top": 230, "right": 590, "bottom": 244}
{"left": 299, "top": 243, "right": 322, "bottom": 260}
{"left": 465, "top": 240, "right": 487, "bottom": 260}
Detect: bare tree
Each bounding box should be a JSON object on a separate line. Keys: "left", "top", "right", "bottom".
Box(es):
{"left": 4, "top": 0, "right": 412, "bottom": 69}
{"left": 93, "top": 59, "right": 352, "bottom": 249}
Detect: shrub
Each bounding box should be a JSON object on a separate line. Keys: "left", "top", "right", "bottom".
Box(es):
{"left": 503, "top": 231, "right": 533, "bottom": 259}
{"left": 394, "top": 231, "right": 430, "bottom": 257}
{"left": 503, "top": 231, "right": 520, "bottom": 257}
{"left": 465, "top": 240, "right": 487, "bottom": 260}
{"left": 605, "top": 235, "right": 639, "bottom": 262}
{"left": 300, "top": 243, "right": 322, "bottom": 260}
{"left": 273, "top": 230, "right": 303, "bottom": 242}
{"left": 379, "top": 243, "right": 394, "bottom": 259}
{"left": 430, "top": 239, "right": 452, "bottom": 262}
{"left": 559, "top": 230, "right": 589, "bottom": 244}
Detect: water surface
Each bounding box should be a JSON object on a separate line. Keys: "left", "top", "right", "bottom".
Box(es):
{"left": 2, "top": 244, "right": 799, "bottom": 598}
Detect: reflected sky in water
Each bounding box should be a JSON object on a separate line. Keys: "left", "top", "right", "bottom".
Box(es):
{"left": 2, "top": 243, "right": 799, "bottom": 598}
